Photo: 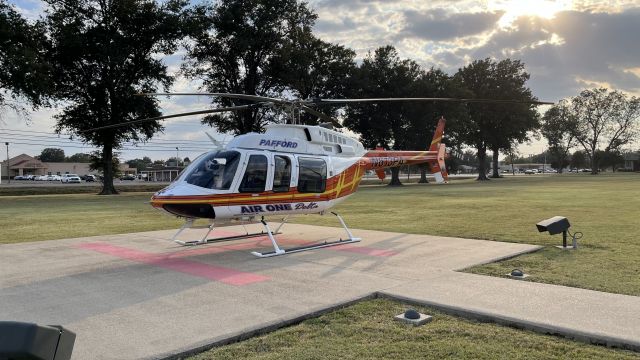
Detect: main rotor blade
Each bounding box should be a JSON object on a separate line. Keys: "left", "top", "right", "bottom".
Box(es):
{"left": 141, "top": 92, "right": 288, "bottom": 104}
{"left": 300, "top": 105, "right": 343, "bottom": 128}
{"left": 79, "top": 105, "right": 256, "bottom": 133}
{"left": 315, "top": 98, "right": 554, "bottom": 105}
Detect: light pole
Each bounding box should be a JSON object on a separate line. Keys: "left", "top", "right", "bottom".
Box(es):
{"left": 5, "top": 142, "right": 9, "bottom": 184}
{"left": 175, "top": 147, "right": 179, "bottom": 167}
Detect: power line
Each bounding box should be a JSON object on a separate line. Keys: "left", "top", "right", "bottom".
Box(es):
{"left": 0, "top": 133, "right": 213, "bottom": 151}
{"left": 6, "top": 141, "right": 212, "bottom": 152}
{"left": 0, "top": 128, "right": 215, "bottom": 144}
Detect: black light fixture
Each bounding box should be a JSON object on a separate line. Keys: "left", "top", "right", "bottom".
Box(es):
{"left": 0, "top": 321, "right": 76, "bottom": 360}
{"left": 536, "top": 216, "right": 582, "bottom": 249}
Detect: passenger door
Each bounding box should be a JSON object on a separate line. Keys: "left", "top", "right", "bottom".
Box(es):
{"left": 237, "top": 153, "right": 270, "bottom": 205}
{"left": 267, "top": 154, "right": 295, "bottom": 209}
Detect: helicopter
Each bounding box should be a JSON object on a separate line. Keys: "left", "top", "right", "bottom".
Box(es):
{"left": 88, "top": 93, "right": 552, "bottom": 257}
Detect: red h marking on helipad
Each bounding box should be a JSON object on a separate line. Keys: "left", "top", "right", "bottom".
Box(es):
{"left": 77, "top": 242, "right": 269, "bottom": 286}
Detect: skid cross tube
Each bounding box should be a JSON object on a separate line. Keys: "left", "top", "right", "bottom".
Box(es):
{"left": 251, "top": 213, "right": 361, "bottom": 258}
{"left": 171, "top": 218, "right": 280, "bottom": 246}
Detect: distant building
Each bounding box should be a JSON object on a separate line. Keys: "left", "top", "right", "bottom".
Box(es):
{"left": 623, "top": 152, "right": 639, "bottom": 171}
{"left": 1, "top": 154, "right": 136, "bottom": 180}
{"left": 140, "top": 165, "right": 185, "bottom": 182}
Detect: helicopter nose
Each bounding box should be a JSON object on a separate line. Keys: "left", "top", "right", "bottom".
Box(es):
{"left": 162, "top": 203, "right": 216, "bottom": 219}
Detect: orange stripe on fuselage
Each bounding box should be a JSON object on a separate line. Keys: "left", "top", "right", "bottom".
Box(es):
{"left": 150, "top": 161, "right": 366, "bottom": 207}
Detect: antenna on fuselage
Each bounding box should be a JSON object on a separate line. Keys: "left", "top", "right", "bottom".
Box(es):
{"left": 205, "top": 132, "right": 224, "bottom": 150}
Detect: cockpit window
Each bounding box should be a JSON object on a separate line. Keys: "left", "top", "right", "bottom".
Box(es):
{"left": 181, "top": 150, "right": 240, "bottom": 190}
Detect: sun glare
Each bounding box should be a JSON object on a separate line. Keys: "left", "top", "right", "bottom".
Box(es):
{"left": 490, "top": 0, "right": 572, "bottom": 27}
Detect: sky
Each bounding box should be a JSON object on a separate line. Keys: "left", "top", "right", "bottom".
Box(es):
{"left": 2, "top": 0, "right": 640, "bottom": 162}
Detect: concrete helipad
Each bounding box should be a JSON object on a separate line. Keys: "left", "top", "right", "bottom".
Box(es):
{"left": 1, "top": 224, "right": 639, "bottom": 359}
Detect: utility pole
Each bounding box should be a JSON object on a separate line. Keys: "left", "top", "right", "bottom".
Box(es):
{"left": 5, "top": 142, "right": 9, "bottom": 184}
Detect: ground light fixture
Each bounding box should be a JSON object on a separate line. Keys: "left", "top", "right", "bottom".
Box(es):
{"left": 0, "top": 322, "right": 75, "bottom": 360}
{"left": 507, "top": 268, "right": 529, "bottom": 279}
{"left": 536, "top": 216, "right": 582, "bottom": 250}
{"left": 394, "top": 309, "right": 433, "bottom": 326}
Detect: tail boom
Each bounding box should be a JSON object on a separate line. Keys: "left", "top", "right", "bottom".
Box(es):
{"left": 361, "top": 117, "right": 449, "bottom": 183}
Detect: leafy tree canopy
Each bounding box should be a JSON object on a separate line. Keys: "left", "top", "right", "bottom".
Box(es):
{"left": 542, "top": 100, "right": 578, "bottom": 173}
{"left": 66, "top": 152, "right": 91, "bottom": 162}
{"left": 454, "top": 58, "right": 540, "bottom": 180}
{"left": 45, "top": 0, "right": 198, "bottom": 194}
{"left": 569, "top": 88, "right": 639, "bottom": 174}
{"left": 0, "top": 0, "right": 50, "bottom": 118}
{"left": 38, "top": 148, "right": 65, "bottom": 162}
{"left": 183, "top": 0, "right": 354, "bottom": 134}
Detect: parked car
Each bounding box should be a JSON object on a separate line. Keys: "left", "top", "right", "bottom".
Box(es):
{"left": 524, "top": 169, "right": 535, "bottom": 174}
{"left": 61, "top": 174, "right": 82, "bottom": 183}
{"left": 84, "top": 174, "right": 96, "bottom": 182}
{"left": 120, "top": 175, "right": 136, "bottom": 181}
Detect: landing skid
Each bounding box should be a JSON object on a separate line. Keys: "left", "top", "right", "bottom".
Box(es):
{"left": 170, "top": 213, "right": 361, "bottom": 257}
{"left": 171, "top": 218, "right": 283, "bottom": 246}
{"left": 251, "top": 212, "right": 361, "bottom": 258}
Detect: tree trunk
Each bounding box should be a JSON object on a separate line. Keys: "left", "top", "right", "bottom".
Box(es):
{"left": 99, "top": 143, "right": 118, "bottom": 195}
{"left": 388, "top": 167, "right": 403, "bottom": 186}
{"left": 418, "top": 164, "right": 429, "bottom": 183}
{"left": 477, "top": 146, "right": 489, "bottom": 181}
{"left": 590, "top": 149, "right": 598, "bottom": 175}
{"left": 491, "top": 148, "right": 501, "bottom": 178}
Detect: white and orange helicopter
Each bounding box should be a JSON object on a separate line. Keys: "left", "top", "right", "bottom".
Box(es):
{"left": 93, "top": 94, "right": 551, "bottom": 257}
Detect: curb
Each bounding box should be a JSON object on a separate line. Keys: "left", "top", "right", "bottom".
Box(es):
{"left": 160, "top": 291, "right": 640, "bottom": 359}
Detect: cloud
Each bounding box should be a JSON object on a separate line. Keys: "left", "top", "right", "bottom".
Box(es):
{"left": 466, "top": 8, "right": 640, "bottom": 100}
{"left": 400, "top": 9, "right": 504, "bottom": 41}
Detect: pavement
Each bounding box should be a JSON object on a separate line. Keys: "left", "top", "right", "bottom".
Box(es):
{"left": 1, "top": 224, "right": 639, "bottom": 359}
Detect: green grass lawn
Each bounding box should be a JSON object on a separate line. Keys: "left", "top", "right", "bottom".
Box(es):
{"left": 0, "top": 192, "right": 183, "bottom": 242}
{"left": 294, "top": 173, "right": 640, "bottom": 296}
{"left": 2, "top": 175, "right": 639, "bottom": 358}
{"left": 1, "top": 174, "right": 639, "bottom": 295}
{"left": 188, "top": 298, "right": 639, "bottom": 360}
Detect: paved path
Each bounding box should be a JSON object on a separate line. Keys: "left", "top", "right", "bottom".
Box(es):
{"left": 0, "top": 224, "right": 638, "bottom": 359}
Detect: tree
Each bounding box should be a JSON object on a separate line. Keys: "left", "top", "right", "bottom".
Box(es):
{"left": 403, "top": 69, "right": 467, "bottom": 183}
{"left": 38, "top": 148, "right": 65, "bottom": 162}
{"left": 454, "top": 58, "right": 540, "bottom": 180}
{"left": 597, "top": 150, "right": 625, "bottom": 172}
{"left": 66, "top": 153, "right": 91, "bottom": 162}
{"left": 183, "top": 0, "right": 317, "bottom": 134}
{"left": 0, "top": 0, "right": 49, "bottom": 120}
{"left": 542, "top": 100, "right": 577, "bottom": 173}
{"left": 344, "top": 46, "right": 424, "bottom": 186}
{"left": 126, "top": 157, "right": 152, "bottom": 172}
{"left": 271, "top": 29, "right": 356, "bottom": 124}
{"left": 570, "top": 150, "right": 587, "bottom": 170}
{"left": 45, "top": 0, "right": 195, "bottom": 194}
{"left": 569, "top": 88, "right": 640, "bottom": 174}
{"left": 90, "top": 150, "right": 121, "bottom": 179}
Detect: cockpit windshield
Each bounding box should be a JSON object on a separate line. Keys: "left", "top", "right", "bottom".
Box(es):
{"left": 180, "top": 150, "right": 240, "bottom": 190}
